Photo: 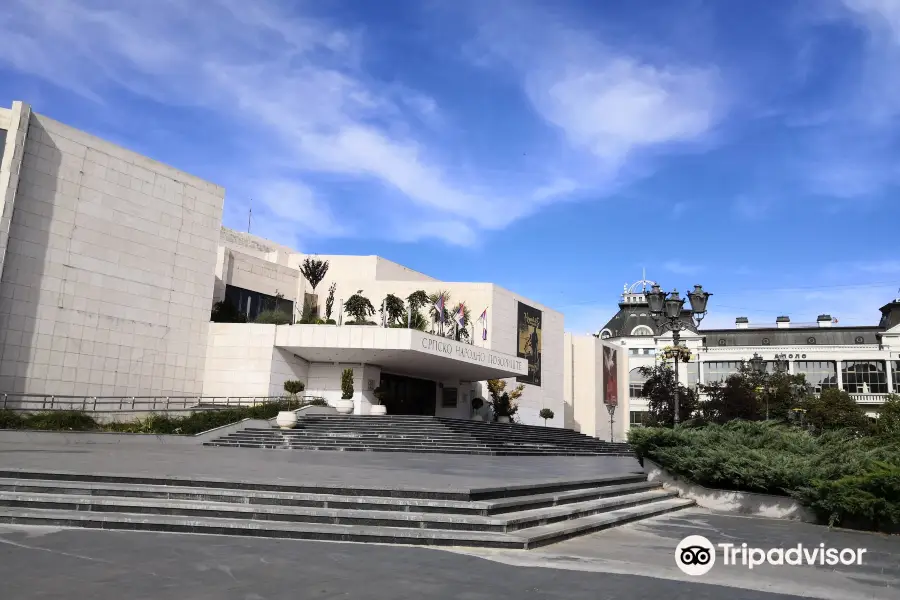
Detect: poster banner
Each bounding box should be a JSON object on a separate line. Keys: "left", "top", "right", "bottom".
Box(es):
{"left": 603, "top": 344, "right": 618, "bottom": 406}
{"left": 516, "top": 301, "right": 542, "bottom": 386}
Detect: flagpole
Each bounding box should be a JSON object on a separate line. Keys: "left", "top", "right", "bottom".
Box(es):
{"left": 338, "top": 299, "right": 343, "bottom": 326}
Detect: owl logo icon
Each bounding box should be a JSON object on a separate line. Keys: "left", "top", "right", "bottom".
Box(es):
{"left": 675, "top": 535, "right": 716, "bottom": 576}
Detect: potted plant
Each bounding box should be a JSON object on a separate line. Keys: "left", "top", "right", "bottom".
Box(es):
{"left": 471, "top": 397, "right": 485, "bottom": 421}
{"left": 539, "top": 408, "right": 555, "bottom": 426}
{"left": 335, "top": 368, "right": 355, "bottom": 414}
{"left": 276, "top": 380, "right": 305, "bottom": 429}
{"left": 492, "top": 392, "right": 518, "bottom": 423}
{"left": 370, "top": 385, "right": 387, "bottom": 416}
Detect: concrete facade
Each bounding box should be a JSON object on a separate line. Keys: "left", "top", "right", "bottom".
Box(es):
{"left": 209, "top": 236, "right": 565, "bottom": 427}
{"left": 0, "top": 101, "right": 224, "bottom": 397}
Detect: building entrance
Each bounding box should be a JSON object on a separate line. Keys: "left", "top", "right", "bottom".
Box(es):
{"left": 379, "top": 372, "right": 436, "bottom": 416}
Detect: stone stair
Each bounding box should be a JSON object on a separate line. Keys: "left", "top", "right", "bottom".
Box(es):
{"left": 0, "top": 469, "right": 694, "bottom": 549}
{"left": 203, "top": 415, "right": 634, "bottom": 456}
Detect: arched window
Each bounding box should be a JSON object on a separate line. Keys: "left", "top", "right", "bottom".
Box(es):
{"left": 631, "top": 325, "right": 654, "bottom": 337}
{"left": 599, "top": 329, "right": 612, "bottom": 339}
{"left": 629, "top": 367, "right": 648, "bottom": 398}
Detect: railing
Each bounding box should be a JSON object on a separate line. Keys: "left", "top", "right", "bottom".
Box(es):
{"left": 849, "top": 393, "right": 890, "bottom": 405}
{"left": 0, "top": 394, "right": 319, "bottom": 413}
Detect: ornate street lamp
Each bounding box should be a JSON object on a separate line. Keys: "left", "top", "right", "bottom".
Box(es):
{"left": 648, "top": 284, "right": 712, "bottom": 426}
{"left": 749, "top": 352, "right": 765, "bottom": 375}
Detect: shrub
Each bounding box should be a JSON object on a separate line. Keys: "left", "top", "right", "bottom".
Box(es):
{"left": 0, "top": 410, "right": 26, "bottom": 429}
{"left": 283, "top": 380, "right": 305, "bottom": 395}
{"left": 796, "top": 462, "right": 900, "bottom": 532}
{"left": 874, "top": 394, "right": 900, "bottom": 438}
{"left": 344, "top": 291, "right": 375, "bottom": 323}
{"left": 628, "top": 421, "right": 900, "bottom": 532}
{"left": 803, "top": 388, "right": 871, "bottom": 433}
{"left": 341, "top": 368, "right": 354, "bottom": 400}
{"left": 253, "top": 310, "right": 292, "bottom": 325}
{"left": 539, "top": 408, "right": 554, "bottom": 425}
{"left": 325, "top": 319, "right": 337, "bottom": 325}
{"left": 26, "top": 411, "right": 98, "bottom": 431}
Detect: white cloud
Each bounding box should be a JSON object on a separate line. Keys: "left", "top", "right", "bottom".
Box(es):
{"left": 663, "top": 261, "right": 704, "bottom": 276}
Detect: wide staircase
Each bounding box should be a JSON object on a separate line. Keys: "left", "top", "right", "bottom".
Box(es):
{"left": 0, "top": 469, "right": 693, "bottom": 549}
{"left": 203, "top": 415, "right": 634, "bottom": 456}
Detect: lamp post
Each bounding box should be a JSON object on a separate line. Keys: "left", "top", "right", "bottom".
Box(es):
{"left": 749, "top": 352, "right": 789, "bottom": 420}
{"left": 607, "top": 404, "right": 616, "bottom": 441}
{"left": 647, "top": 284, "right": 711, "bottom": 426}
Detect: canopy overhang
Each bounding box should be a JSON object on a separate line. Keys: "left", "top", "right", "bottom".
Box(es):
{"left": 274, "top": 325, "right": 528, "bottom": 382}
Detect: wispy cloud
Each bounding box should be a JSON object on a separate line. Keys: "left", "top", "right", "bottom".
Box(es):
{"left": 466, "top": 2, "right": 727, "bottom": 184}
{"left": 732, "top": 195, "right": 771, "bottom": 220}
{"left": 663, "top": 261, "right": 704, "bottom": 276}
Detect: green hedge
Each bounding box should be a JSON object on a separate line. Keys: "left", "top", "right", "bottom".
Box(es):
{"left": 0, "top": 398, "right": 330, "bottom": 436}
{"left": 628, "top": 421, "right": 900, "bottom": 532}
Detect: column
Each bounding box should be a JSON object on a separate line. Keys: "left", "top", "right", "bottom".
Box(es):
{"left": 887, "top": 361, "right": 895, "bottom": 394}
{"left": 835, "top": 360, "right": 844, "bottom": 392}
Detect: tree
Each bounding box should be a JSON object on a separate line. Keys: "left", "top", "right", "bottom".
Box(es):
{"left": 379, "top": 294, "right": 406, "bottom": 326}
{"left": 487, "top": 379, "right": 524, "bottom": 420}
{"left": 325, "top": 283, "right": 337, "bottom": 321}
{"left": 637, "top": 364, "right": 699, "bottom": 427}
{"left": 539, "top": 408, "right": 555, "bottom": 425}
{"left": 874, "top": 394, "right": 900, "bottom": 437}
{"left": 406, "top": 290, "right": 430, "bottom": 329}
{"left": 344, "top": 290, "right": 375, "bottom": 324}
{"left": 487, "top": 379, "right": 524, "bottom": 403}
{"left": 802, "top": 388, "right": 870, "bottom": 434}
{"left": 300, "top": 257, "right": 329, "bottom": 292}
{"left": 211, "top": 300, "right": 246, "bottom": 323}
{"left": 341, "top": 368, "right": 354, "bottom": 400}
{"left": 699, "top": 363, "right": 811, "bottom": 424}
{"left": 283, "top": 380, "right": 305, "bottom": 409}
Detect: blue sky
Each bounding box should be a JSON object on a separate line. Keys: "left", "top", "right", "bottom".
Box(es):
{"left": 1, "top": 0, "right": 899, "bottom": 333}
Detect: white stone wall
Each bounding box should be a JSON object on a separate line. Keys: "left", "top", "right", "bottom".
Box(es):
{"left": 0, "top": 109, "right": 223, "bottom": 397}
{"left": 215, "top": 247, "right": 301, "bottom": 312}
{"left": 202, "top": 323, "right": 309, "bottom": 399}
{"left": 0, "top": 102, "right": 30, "bottom": 286}
{"left": 305, "top": 362, "right": 382, "bottom": 414}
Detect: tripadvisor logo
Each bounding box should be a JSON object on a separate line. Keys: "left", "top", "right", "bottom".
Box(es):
{"left": 675, "top": 535, "right": 867, "bottom": 575}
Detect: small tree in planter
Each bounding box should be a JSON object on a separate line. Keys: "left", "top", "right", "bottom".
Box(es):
{"left": 491, "top": 392, "right": 518, "bottom": 423}
{"left": 341, "top": 369, "right": 354, "bottom": 399}
{"left": 471, "top": 397, "right": 485, "bottom": 421}
{"left": 406, "top": 290, "right": 429, "bottom": 329}
{"left": 487, "top": 379, "right": 524, "bottom": 423}
{"left": 380, "top": 294, "right": 406, "bottom": 326}
{"left": 283, "top": 380, "right": 305, "bottom": 410}
{"left": 325, "top": 283, "right": 337, "bottom": 323}
{"left": 344, "top": 291, "right": 376, "bottom": 324}
{"left": 300, "top": 257, "right": 329, "bottom": 292}
{"left": 539, "top": 408, "right": 555, "bottom": 426}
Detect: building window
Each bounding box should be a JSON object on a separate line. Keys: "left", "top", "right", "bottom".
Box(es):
{"left": 795, "top": 361, "right": 837, "bottom": 393}
{"left": 629, "top": 348, "right": 655, "bottom": 356}
{"left": 893, "top": 361, "right": 900, "bottom": 392}
{"left": 704, "top": 361, "right": 742, "bottom": 384}
{"left": 629, "top": 367, "right": 647, "bottom": 398}
{"left": 224, "top": 284, "right": 294, "bottom": 323}
{"left": 841, "top": 361, "right": 888, "bottom": 394}
{"left": 630, "top": 411, "right": 649, "bottom": 427}
{"left": 600, "top": 329, "right": 612, "bottom": 339}
{"left": 686, "top": 361, "right": 700, "bottom": 389}
{"left": 643, "top": 348, "right": 656, "bottom": 356}
{"left": 441, "top": 387, "right": 458, "bottom": 408}
{"left": 631, "top": 325, "right": 654, "bottom": 336}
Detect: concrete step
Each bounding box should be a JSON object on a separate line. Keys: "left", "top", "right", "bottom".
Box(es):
{"left": 0, "top": 497, "right": 694, "bottom": 549}
{"left": 204, "top": 444, "right": 613, "bottom": 456}
{"left": 516, "top": 497, "right": 696, "bottom": 549}
{"left": 0, "top": 488, "right": 675, "bottom": 532}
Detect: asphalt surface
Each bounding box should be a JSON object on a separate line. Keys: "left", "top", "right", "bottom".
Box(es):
{"left": 0, "top": 524, "right": 852, "bottom": 600}
{"left": 0, "top": 441, "right": 643, "bottom": 492}
{"left": 456, "top": 508, "right": 900, "bottom": 600}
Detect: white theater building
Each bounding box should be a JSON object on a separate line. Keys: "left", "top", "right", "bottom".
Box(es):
{"left": 0, "top": 100, "right": 570, "bottom": 430}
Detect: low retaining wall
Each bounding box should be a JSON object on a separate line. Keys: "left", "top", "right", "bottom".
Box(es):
{"left": 643, "top": 458, "right": 816, "bottom": 522}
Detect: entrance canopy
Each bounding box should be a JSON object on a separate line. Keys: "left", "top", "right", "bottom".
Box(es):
{"left": 275, "top": 325, "right": 527, "bottom": 382}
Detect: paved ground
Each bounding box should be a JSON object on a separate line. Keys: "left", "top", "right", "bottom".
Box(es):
{"left": 453, "top": 508, "right": 900, "bottom": 600}
{"left": 0, "top": 442, "right": 643, "bottom": 492}
{"left": 0, "top": 523, "right": 865, "bottom": 600}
